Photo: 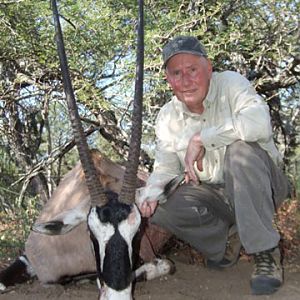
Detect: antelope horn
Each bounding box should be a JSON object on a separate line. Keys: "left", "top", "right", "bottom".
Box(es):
{"left": 119, "top": 0, "right": 144, "bottom": 205}
{"left": 51, "top": 0, "right": 108, "bottom": 207}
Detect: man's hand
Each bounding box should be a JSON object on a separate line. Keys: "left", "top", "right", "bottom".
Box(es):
{"left": 184, "top": 132, "right": 205, "bottom": 183}
{"left": 138, "top": 200, "right": 158, "bottom": 218}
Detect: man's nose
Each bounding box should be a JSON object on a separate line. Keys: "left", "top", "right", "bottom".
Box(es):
{"left": 181, "top": 73, "right": 192, "bottom": 86}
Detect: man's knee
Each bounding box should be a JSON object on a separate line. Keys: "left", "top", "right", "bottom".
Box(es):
{"left": 228, "top": 140, "right": 249, "bottom": 149}
{"left": 225, "top": 140, "right": 265, "bottom": 168}
{"left": 150, "top": 205, "right": 166, "bottom": 227}
{"left": 226, "top": 140, "right": 258, "bottom": 156}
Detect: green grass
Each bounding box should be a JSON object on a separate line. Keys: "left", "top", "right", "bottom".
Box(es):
{"left": 0, "top": 200, "right": 38, "bottom": 264}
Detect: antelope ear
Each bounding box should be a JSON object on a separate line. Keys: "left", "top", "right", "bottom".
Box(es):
{"left": 32, "top": 202, "right": 88, "bottom": 235}
{"left": 32, "top": 220, "right": 73, "bottom": 235}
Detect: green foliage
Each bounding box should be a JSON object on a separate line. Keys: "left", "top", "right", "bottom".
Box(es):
{"left": 0, "top": 0, "right": 298, "bottom": 266}
{"left": 0, "top": 0, "right": 299, "bottom": 231}
{"left": 0, "top": 197, "right": 39, "bottom": 262}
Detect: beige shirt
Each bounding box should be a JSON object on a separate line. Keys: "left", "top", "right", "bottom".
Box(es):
{"left": 137, "top": 71, "right": 282, "bottom": 203}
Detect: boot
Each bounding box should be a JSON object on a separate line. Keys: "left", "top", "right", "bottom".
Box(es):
{"left": 250, "top": 247, "right": 282, "bottom": 295}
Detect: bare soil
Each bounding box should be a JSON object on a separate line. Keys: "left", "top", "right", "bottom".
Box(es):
{"left": 1, "top": 250, "right": 300, "bottom": 300}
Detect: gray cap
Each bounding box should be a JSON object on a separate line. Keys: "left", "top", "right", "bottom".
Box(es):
{"left": 162, "top": 36, "right": 207, "bottom": 68}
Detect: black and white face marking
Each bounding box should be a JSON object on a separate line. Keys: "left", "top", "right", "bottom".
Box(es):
{"left": 88, "top": 196, "right": 141, "bottom": 299}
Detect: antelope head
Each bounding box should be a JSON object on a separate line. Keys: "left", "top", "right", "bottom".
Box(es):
{"left": 33, "top": 0, "right": 146, "bottom": 299}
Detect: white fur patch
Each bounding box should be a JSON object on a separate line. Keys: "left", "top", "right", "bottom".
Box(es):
{"left": 100, "top": 283, "right": 132, "bottom": 300}
{"left": 88, "top": 207, "right": 115, "bottom": 270}
{"left": 58, "top": 200, "right": 89, "bottom": 226}
{"left": 0, "top": 283, "right": 6, "bottom": 291}
{"left": 96, "top": 277, "right": 101, "bottom": 291}
{"left": 19, "top": 256, "right": 36, "bottom": 277}
{"left": 134, "top": 258, "right": 173, "bottom": 280}
{"left": 118, "top": 204, "right": 141, "bottom": 263}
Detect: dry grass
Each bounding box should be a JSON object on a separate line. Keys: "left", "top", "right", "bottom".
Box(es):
{"left": 276, "top": 199, "right": 300, "bottom": 261}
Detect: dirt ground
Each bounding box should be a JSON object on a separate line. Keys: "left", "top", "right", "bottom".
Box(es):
{"left": 1, "top": 250, "right": 300, "bottom": 300}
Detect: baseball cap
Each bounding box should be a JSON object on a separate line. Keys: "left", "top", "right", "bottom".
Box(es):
{"left": 162, "top": 36, "right": 207, "bottom": 68}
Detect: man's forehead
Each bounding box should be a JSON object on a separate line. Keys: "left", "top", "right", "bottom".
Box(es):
{"left": 166, "top": 53, "right": 205, "bottom": 69}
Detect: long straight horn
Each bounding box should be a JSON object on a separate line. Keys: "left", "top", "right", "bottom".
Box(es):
{"left": 119, "top": 0, "right": 144, "bottom": 205}
{"left": 51, "top": 0, "right": 108, "bottom": 206}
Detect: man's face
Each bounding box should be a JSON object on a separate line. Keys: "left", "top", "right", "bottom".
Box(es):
{"left": 165, "top": 53, "right": 212, "bottom": 114}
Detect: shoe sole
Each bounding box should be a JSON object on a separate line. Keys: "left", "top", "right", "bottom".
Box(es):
{"left": 205, "top": 255, "right": 241, "bottom": 269}
{"left": 250, "top": 277, "right": 282, "bottom": 295}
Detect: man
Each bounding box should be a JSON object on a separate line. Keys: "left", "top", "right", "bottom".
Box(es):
{"left": 137, "top": 35, "right": 290, "bottom": 295}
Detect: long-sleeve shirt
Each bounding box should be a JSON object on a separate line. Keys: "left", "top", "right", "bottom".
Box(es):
{"left": 137, "top": 71, "right": 283, "bottom": 203}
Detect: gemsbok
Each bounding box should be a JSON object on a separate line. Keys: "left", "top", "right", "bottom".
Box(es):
{"left": 0, "top": 150, "right": 175, "bottom": 294}
{"left": 0, "top": 0, "right": 174, "bottom": 299}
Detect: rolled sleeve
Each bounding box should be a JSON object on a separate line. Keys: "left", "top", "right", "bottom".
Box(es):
{"left": 142, "top": 147, "right": 182, "bottom": 202}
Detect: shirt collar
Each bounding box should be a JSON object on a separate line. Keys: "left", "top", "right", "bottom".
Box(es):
{"left": 204, "top": 72, "right": 216, "bottom": 107}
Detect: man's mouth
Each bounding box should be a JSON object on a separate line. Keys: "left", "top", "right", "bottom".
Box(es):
{"left": 182, "top": 90, "right": 196, "bottom": 95}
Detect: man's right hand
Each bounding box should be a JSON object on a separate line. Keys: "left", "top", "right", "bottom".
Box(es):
{"left": 184, "top": 132, "right": 205, "bottom": 183}
{"left": 138, "top": 200, "right": 158, "bottom": 218}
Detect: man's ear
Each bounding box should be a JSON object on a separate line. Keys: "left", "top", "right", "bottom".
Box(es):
{"left": 206, "top": 58, "right": 213, "bottom": 76}
{"left": 165, "top": 70, "right": 173, "bottom": 86}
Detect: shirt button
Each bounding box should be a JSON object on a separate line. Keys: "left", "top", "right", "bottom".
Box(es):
{"left": 211, "top": 143, "right": 215, "bottom": 147}
{"left": 203, "top": 119, "right": 206, "bottom": 122}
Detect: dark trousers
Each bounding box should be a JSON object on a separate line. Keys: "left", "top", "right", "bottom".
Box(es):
{"left": 151, "top": 141, "right": 290, "bottom": 261}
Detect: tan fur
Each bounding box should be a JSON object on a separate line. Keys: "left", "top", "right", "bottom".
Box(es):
{"left": 25, "top": 150, "right": 147, "bottom": 283}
